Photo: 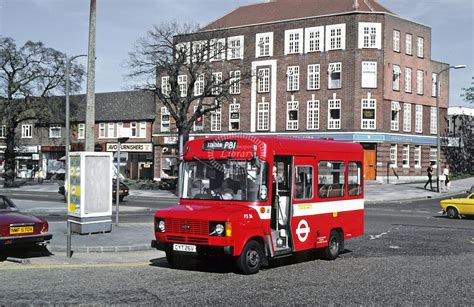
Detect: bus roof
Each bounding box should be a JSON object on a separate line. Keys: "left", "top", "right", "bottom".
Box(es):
{"left": 184, "top": 135, "right": 363, "bottom": 161}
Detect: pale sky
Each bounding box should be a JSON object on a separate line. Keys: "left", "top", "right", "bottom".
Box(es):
{"left": 1, "top": 0, "right": 472, "bottom": 107}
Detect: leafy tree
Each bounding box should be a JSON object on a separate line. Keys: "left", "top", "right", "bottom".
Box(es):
{"left": 127, "top": 22, "right": 252, "bottom": 152}
{"left": 461, "top": 76, "right": 474, "bottom": 103}
{"left": 0, "top": 37, "right": 84, "bottom": 187}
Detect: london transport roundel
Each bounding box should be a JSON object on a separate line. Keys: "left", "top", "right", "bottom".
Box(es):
{"left": 296, "top": 219, "right": 310, "bottom": 242}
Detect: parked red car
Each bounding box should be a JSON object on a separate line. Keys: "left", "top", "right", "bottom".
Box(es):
{"left": 0, "top": 195, "right": 52, "bottom": 248}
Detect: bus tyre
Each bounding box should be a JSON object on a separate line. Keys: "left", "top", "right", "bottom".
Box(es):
{"left": 236, "top": 240, "right": 264, "bottom": 275}
{"left": 446, "top": 207, "right": 459, "bottom": 219}
{"left": 322, "top": 230, "right": 342, "bottom": 260}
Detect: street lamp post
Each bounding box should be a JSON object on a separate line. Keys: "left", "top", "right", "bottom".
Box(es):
{"left": 435, "top": 64, "right": 466, "bottom": 193}
{"left": 65, "top": 54, "right": 86, "bottom": 258}
{"left": 115, "top": 137, "right": 129, "bottom": 226}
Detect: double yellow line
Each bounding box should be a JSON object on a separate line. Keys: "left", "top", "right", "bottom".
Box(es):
{"left": 0, "top": 261, "right": 148, "bottom": 271}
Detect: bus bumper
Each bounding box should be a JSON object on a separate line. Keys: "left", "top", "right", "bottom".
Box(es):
{"left": 151, "top": 240, "right": 234, "bottom": 256}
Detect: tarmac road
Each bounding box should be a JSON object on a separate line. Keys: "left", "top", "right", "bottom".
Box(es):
{"left": 0, "top": 196, "right": 472, "bottom": 305}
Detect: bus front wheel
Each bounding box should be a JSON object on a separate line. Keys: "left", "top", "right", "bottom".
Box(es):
{"left": 236, "top": 240, "right": 264, "bottom": 274}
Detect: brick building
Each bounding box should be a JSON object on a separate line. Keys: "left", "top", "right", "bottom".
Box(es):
{"left": 0, "top": 91, "right": 156, "bottom": 180}
{"left": 152, "top": 0, "right": 450, "bottom": 182}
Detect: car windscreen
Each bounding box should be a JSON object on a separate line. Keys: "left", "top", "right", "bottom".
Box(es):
{"left": 0, "top": 196, "right": 18, "bottom": 212}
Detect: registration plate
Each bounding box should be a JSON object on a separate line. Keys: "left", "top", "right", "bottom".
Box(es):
{"left": 10, "top": 226, "right": 34, "bottom": 235}
{"left": 172, "top": 244, "right": 196, "bottom": 253}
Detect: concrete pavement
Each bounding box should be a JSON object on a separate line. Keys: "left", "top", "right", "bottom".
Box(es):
{"left": 1, "top": 177, "right": 473, "bottom": 255}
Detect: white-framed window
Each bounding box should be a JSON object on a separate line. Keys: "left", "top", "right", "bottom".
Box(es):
{"left": 229, "top": 70, "right": 241, "bottom": 94}
{"left": 191, "top": 40, "right": 207, "bottom": 63}
{"left": 212, "top": 72, "right": 222, "bottom": 95}
{"left": 417, "top": 37, "right": 424, "bottom": 58}
{"left": 307, "top": 99, "right": 319, "bottom": 130}
{"left": 405, "top": 34, "right": 412, "bottom": 55}
{"left": 49, "top": 124, "right": 61, "bottom": 138}
{"left": 194, "top": 74, "right": 204, "bottom": 96}
{"left": 78, "top": 123, "right": 85, "bottom": 139}
{"left": 305, "top": 26, "right": 324, "bottom": 53}
{"left": 175, "top": 42, "right": 190, "bottom": 64}
{"left": 430, "top": 147, "right": 437, "bottom": 167}
{"left": 228, "top": 36, "right": 244, "bottom": 60}
{"left": 393, "top": 30, "right": 400, "bottom": 52}
{"left": 402, "top": 145, "right": 410, "bottom": 167}
{"left": 140, "top": 121, "right": 146, "bottom": 138}
{"left": 21, "top": 124, "right": 32, "bottom": 138}
{"left": 284, "top": 29, "right": 303, "bottom": 55}
{"left": 210, "top": 108, "right": 221, "bottom": 132}
{"left": 161, "top": 107, "right": 170, "bottom": 133}
{"left": 393, "top": 65, "right": 401, "bottom": 91}
{"left": 193, "top": 106, "right": 203, "bottom": 132}
{"left": 130, "top": 122, "right": 138, "bottom": 137}
{"left": 307, "top": 64, "right": 320, "bottom": 90}
{"left": 390, "top": 144, "right": 397, "bottom": 166}
{"left": 361, "top": 98, "right": 376, "bottom": 130}
{"left": 98, "top": 123, "right": 106, "bottom": 138}
{"left": 178, "top": 75, "right": 187, "bottom": 97}
{"left": 257, "top": 99, "right": 269, "bottom": 131}
{"left": 362, "top": 61, "right": 377, "bottom": 88}
{"left": 117, "top": 122, "right": 123, "bottom": 137}
{"left": 403, "top": 103, "right": 411, "bottom": 132}
{"left": 107, "top": 122, "right": 114, "bottom": 138}
{"left": 326, "top": 24, "right": 346, "bottom": 51}
{"left": 0, "top": 125, "right": 5, "bottom": 138}
{"left": 258, "top": 68, "right": 270, "bottom": 93}
{"left": 415, "top": 105, "right": 423, "bottom": 133}
{"left": 328, "top": 62, "right": 342, "bottom": 89}
{"left": 286, "top": 100, "right": 299, "bottom": 130}
{"left": 417, "top": 70, "right": 424, "bottom": 95}
{"left": 405, "top": 67, "right": 412, "bottom": 93}
{"left": 210, "top": 38, "right": 225, "bottom": 61}
{"left": 287, "top": 66, "right": 299, "bottom": 92}
{"left": 328, "top": 98, "right": 341, "bottom": 129}
{"left": 391, "top": 101, "right": 400, "bottom": 131}
{"left": 256, "top": 32, "right": 273, "bottom": 57}
{"left": 229, "top": 101, "right": 240, "bottom": 131}
{"left": 430, "top": 107, "right": 437, "bottom": 134}
{"left": 414, "top": 145, "right": 421, "bottom": 168}
{"left": 161, "top": 76, "right": 170, "bottom": 97}
{"left": 432, "top": 73, "right": 438, "bottom": 97}
{"left": 358, "top": 22, "right": 381, "bottom": 49}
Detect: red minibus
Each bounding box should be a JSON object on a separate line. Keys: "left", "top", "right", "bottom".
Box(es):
{"left": 152, "top": 136, "right": 364, "bottom": 274}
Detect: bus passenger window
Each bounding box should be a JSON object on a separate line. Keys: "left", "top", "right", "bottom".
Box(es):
{"left": 294, "top": 166, "right": 313, "bottom": 200}
{"left": 318, "top": 161, "right": 345, "bottom": 198}
{"left": 348, "top": 162, "right": 362, "bottom": 196}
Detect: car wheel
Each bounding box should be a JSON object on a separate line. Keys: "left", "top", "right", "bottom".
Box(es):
{"left": 236, "top": 240, "right": 264, "bottom": 275}
{"left": 446, "top": 207, "right": 459, "bottom": 219}
{"left": 321, "top": 230, "right": 342, "bottom": 260}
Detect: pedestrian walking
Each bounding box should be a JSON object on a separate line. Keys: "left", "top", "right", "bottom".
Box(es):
{"left": 443, "top": 164, "right": 450, "bottom": 192}
{"left": 424, "top": 162, "right": 434, "bottom": 190}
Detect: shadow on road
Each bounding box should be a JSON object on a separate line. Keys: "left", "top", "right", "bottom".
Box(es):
{"left": 0, "top": 245, "right": 53, "bottom": 262}
{"left": 148, "top": 249, "right": 353, "bottom": 274}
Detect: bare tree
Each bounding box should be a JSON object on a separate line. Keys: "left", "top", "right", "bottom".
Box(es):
{"left": 127, "top": 22, "right": 253, "bottom": 152}
{"left": 0, "top": 37, "right": 84, "bottom": 187}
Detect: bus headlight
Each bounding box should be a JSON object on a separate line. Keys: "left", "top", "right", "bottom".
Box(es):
{"left": 156, "top": 219, "right": 165, "bottom": 232}
{"left": 209, "top": 222, "right": 225, "bottom": 236}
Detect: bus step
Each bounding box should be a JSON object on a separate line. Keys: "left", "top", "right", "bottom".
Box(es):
{"left": 273, "top": 248, "right": 292, "bottom": 257}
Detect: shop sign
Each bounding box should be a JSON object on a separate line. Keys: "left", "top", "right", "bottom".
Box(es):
{"left": 163, "top": 136, "right": 178, "bottom": 145}
{"left": 106, "top": 143, "right": 152, "bottom": 153}
{"left": 14, "top": 145, "right": 39, "bottom": 153}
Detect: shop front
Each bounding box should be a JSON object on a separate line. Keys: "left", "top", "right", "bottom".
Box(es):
{"left": 106, "top": 142, "right": 154, "bottom": 180}
{"left": 41, "top": 145, "right": 66, "bottom": 180}
{"left": 14, "top": 145, "right": 41, "bottom": 179}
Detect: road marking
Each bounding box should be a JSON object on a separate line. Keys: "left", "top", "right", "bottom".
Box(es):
{"left": 9, "top": 193, "right": 53, "bottom": 198}
{"left": 369, "top": 232, "right": 388, "bottom": 240}
{"left": 0, "top": 261, "right": 148, "bottom": 271}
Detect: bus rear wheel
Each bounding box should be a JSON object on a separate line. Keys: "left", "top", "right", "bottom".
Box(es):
{"left": 321, "top": 230, "right": 343, "bottom": 260}
{"left": 236, "top": 240, "right": 264, "bottom": 274}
